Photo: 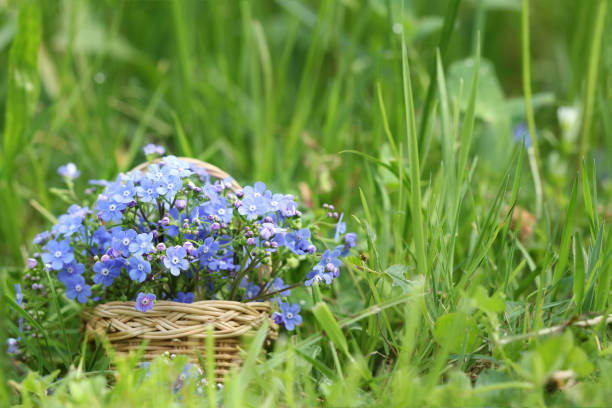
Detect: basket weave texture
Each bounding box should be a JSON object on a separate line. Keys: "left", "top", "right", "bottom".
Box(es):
{"left": 83, "top": 300, "right": 278, "bottom": 381}
{"left": 83, "top": 158, "right": 278, "bottom": 381}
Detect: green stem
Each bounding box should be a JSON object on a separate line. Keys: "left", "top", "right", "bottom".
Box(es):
{"left": 521, "top": 0, "right": 544, "bottom": 218}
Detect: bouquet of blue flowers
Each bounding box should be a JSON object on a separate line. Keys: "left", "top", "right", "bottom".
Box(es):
{"left": 20, "top": 148, "right": 356, "bottom": 339}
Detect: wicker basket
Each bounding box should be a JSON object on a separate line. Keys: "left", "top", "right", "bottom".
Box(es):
{"left": 83, "top": 158, "right": 279, "bottom": 382}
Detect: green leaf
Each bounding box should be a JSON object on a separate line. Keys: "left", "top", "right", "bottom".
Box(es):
{"left": 573, "top": 234, "right": 585, "bottom": 308}
{"left": 312, "top": 302, "right": 350, "bottom": 358}
{"left": 383, "top": 265, "right": 412, "bottom": 294}
{"left": 472, "top": 286, "right": 506, "bottom": 314}
{"left": 433, "top": 312, "right": 479, "bottom": 354}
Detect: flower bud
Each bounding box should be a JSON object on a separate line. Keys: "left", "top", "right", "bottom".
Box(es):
{"left": 161, "top": 216, "right": 170, "bottom": 226}
{"left": 211, "top": 222, "right": 221, "bottom": 231}
{"left": 271, "top": 241, "right": 278, "bottom": 248}
{"left": 101, "top": 254, "right": 110, "bottom": 262}
{"left": 246, "top": 230, "right": 254, "bottom": 238}
{"left": 246, "top": 238, "right": 256, "bottom": 246}
{"left": 265, "top": 216, "right": 273, "bottom": 223}
{"left": 183, "top": 242, "right": 194, "bottom": 251}
{"left": 157, "top": 243, "right": 167, "bottom": 251}
{"left": 152, "top": 230, "right": 159, "bottom": 238}
{"left": 176, "top": 199, "right": 187, "bottom": 210}
{"left": 264, "top": 241, "right": 270, "bottom": 247}
{"left": 27, "top": 258, "right": 37, "bottom": 269}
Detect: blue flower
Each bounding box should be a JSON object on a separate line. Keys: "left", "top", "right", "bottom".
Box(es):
{"left": 135, "top": 292, "right": 156, "bottom": 312}
{"left": 305, "top": 264, "right": 334, "bottom": 286}
{"left": 278, "top": 302, "right": 302, "bottom": 331}
{"left": 58, "top": 163, "right": 80, "bottom": 180}
{"left": 203, "top": 200, "right": 233, "bottom": 224}
{"left": 92, "top": 259, "right": 121, "bottom": 287}
{"left": 112, "top": 228, "right": 138, "bottom": 256}
{"left": 136, "top": 178, "right": 159, "bottom": 202}
{"left": 163, "top": 246, "right": 189, "bottom": 276}
{"left": 155, "top": 174, "right": 182, "bottom": 200}
{"left": 271, "top": 312, "right": 284, "bottom": 325}
{"left": 143, "top": 144, "right": 165, "bottom": 156}
{"left": 129, "top": 232, "right": 154, "bottom": 255}
{"left": 334, "top": 213, "right": 346, "bottom": 242}
{"left": 32, "top": 231, "right": 51, "bottom": 245}
{"left": 7, "top": 338, "right": 20, "bottom": 355}
{"left": 58, "top": 262, "right": 85, "bottom": 284}
{"left": 92, "top": 226, "right": 112, "bottom": 253}
{"left": 111, "top": 179, "right": 136, "bottom": 204}
{"left": 272, "top": 277, "right": 290, "bottom": 296}
{"left": 243, "top": 182, "right": 269, "bottom": 199}
{"left": 198, "top": 237, "right": 219, "bottom": 266}
{"left": 237, "top": 197, "right": 264, "bottom": 220}
{"left": 513, "top": 122, "right": 533, "bottom": 148}
{"left": 244, "top": 281, "right": 260, "bottom": 301}
{"left": 96, "top": 198, "right": 126, "bottom": 223}
{"left": 41, "top": 239, "right": 74, "bottom": 270}
{"left": 208, "top": 257, "right": 236, "bottom": 272}
{"left": 174, "top": 291, "right": 194, "bottom": 303}
{"left": 161, "top": 156, "right": 192, "bottom": 178}
{"left": 52, "top": 211, "right": 84, "bottom": 238}
{"left": 285, "top": 228, "right": 313, "bottom": 255}
{"left": 15, "top": 284, "right": 23, "bottom": 306}
{"left": 64, "top": 275, "right": 91, "bottom": 304}
{"left": 128, "top": 255, "right": 151, "bottom": 283}
{"left": 341, "top": 232, "right": 357, "bottom": 256}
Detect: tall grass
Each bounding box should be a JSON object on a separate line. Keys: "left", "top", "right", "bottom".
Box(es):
{"left": 1, "top": 0, "right": 611, "bottom": 406}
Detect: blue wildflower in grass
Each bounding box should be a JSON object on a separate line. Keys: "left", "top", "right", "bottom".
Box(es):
{"left": 285, "top": 228, "right": 314, "bottom": 255}
{"left": 198, "top": 237, "right": 219, "bottom": 266}
{"left": 42, "top": 239, "right": 74, "bottom": 270}
{"left": 112, "top": 228, "right": 138, "bottom": 256}
{"left": 334, "top": 213, "right": 346, "bottom": 242}
{"left": 320, "top": 247, "right": 342, "bottom": 278}
{"left": 58, "top": 163, "right": 80, "bottom": 180}
{"left": 136, "top": 177, "right": 159, "bottom": 202}
{"left": 96, "top": 198, "right": 126, "bottom": 222}
{"left": 174, "top": 291, "right": 194, "bottom": 303}
{"left": 129, "top": 232, "right": 154, "bottom": 255}
{"left": 135, "top": 292, "right": 156, "bottom": 312}
{"left": 58, "top": 262, "right": 85, "bottom": 284}
{"left": 65, "top": 275, "right": 92, "bottom": 304}
{"left": 305, "top": 264, "right": 334, "bottom": 286}
{"left": 163, "top": 246, "right": 189, "bottom": 276}
{"left": 92, "top": 259, "right": 121, "bottom": 287}
{"left": 513, "top": 122, "right": 534, "bottom": 148}
{"left": 277, "top": 302, "right": 302, "bottom": 331}
{"left": 143, "top": 143, "right": 165, "bottom": 156}
{"left": 259, "top": 222, "right": 281, "bottom": 241}
{"left": 128, "top": 255, "right": 151, "bottom": 283}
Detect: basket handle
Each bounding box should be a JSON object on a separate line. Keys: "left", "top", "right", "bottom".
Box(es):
{"left": 131, "top": 157, "right": 242, "bottom": 193}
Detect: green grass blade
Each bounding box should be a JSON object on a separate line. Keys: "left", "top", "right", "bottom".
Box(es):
{"left": 417, "top": 0, "right": 462, "bottom": 149}
{"left": 401, "top": 33, "right": 427, "bottom": 279}
{"left": 552, "top": 176, "right": 578, "bottom": 297}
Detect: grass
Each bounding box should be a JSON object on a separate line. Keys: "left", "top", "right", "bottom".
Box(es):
{"left": 1, "top": 0, "right": 612, "bottom": 406}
